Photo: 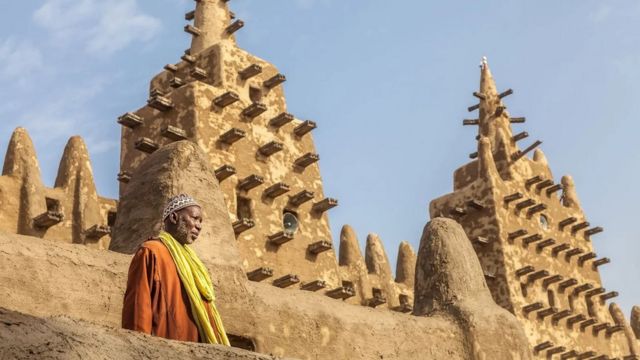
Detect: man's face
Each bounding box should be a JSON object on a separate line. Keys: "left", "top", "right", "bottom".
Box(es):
{"left": 171, "top": 205, "right": 203, "bottom": 245}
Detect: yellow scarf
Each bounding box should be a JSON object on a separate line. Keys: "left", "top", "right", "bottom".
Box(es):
{"left": 158, "top": 231, "right": 230, "bottom": 345}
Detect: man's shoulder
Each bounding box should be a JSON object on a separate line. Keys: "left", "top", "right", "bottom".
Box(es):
{"left": 138, "top": 238, "right": 169, "bottom": 256}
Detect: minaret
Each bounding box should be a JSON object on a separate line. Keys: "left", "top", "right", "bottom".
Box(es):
{"left": 430, "top": 58, "right": 633, "bottom": 359}
{"left": 115, "top": 0, "right": 341, "bottom": 291}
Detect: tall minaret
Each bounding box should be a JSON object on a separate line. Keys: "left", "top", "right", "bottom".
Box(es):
{"left": 114, "top": 0, "right": 343, "bottom": 294}
{"left": 430, "top": 58, "right": 636, "bottom": 359}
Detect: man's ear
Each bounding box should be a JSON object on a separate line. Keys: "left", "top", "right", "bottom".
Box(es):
{"left": 169, "top": 212, "right": 179, "bottom": 224}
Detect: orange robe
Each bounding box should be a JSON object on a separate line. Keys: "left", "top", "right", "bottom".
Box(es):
{"left": 122, "top": 239, "right": 214, "bottom": 342}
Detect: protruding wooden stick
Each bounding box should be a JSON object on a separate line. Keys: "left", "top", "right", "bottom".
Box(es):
{"left": 246, "top": 267, "right": 273, "bottom": 282}
{"left": 537, "top": 307, "right": 557, "bottom": 319}
{"left": 542, "top": 275, "right": 563, "bottom": 288}
{"left": 573, "top": 283, "right": 594, "bottom": 295}
{"left": 592, "top": 257, "right": 610, "bottom": 268}
{"left": 536, "top": 179, "right": 554, "bottom": 190}
{"left": 558, "top": 278, "right": 578, "bottom": 291}
{"left": 232, "top": 218, "right": 254, "bottom": 235}
{"left": 600, "top": 291, "right": 618, "bottom": 301}
{"left": 263, "top": 182, "right": 290, "bottom": 199}
{"left": 515, "top": 199, "right": 535, "bottom": 210}
{"left": 559, "top": 217, "right": 577, "bottom": 229}
{"left": 578, "top": 252, "right": 597, "bottom": 266}
{"left": 268, "top": 231, "right": 294, "bottom": 245}
{"left": 528, "top": 270, "right": 550, "bottom": 282}
{"left": 504, "top": 192, "right": 524, "bottom": 203}
{"left": 300, "top": 280, "right": 326, "bottom": 291}
{"left": 525, "top": 175, "right": 544, "bottom": 187}
{"left": 239, "top": 64, "right": 262, "bottom": 80}
{"left": 522, "top": 234, "right": 543, "bottom": 245}
{"left": 273, "top": 274, "right": 300, "bottom": 288}
{"left": 214, "top": 164, "right": 236, "bottom": 182}
{"left": 551, "top": 243, "right": 570, "bottom": 256}
{"left": 293, "top": 120, "right": 317, "bottom": 137}
{"left": 534, "top": 341, "right": 553, "bottom": 354}
{"left": 565, "top": 248, "right": 584, "bottom": 260}
{"left": 585, "top": 226, "right": 604, "bottom": 238}
{"left": 473, "top": 92, "right": 486, "bottom": 100}
{"left": 512, "top": 131, "right": 529, "bottom": 142}
{"left": 242, "top": 102, "right": 267, "bottom": 119}
{"left": 508, "top": 229, "right": 528, "bottom": 240}
{"left": 523, "top": 302, "right": 544, "bottom": 314}
{"left": 512, "top": 140, "right": 542, "bottom": 161}
{"left": 237, "top": 174, "right": 264, "bottom": 191}
{"left": 498, "top": 88, "right": 513, "bottom": 99}
{"left": 579, "top": 319, "right": 597, "bottom": 331}
{"left": 527, "top": 204, "right": 547, "bottom": 217}
{"left": 546, "top": 183, "right": 563, "bottom": 196}
{"left": 258, "top": 141, "right": 283, "bottom": 157}
{"left": 571, "top": 221, "right": 590, "bottom": 233}
{"left": 219, "top": 128, "right": 246, "bottom": 145}
{"left": 225, "top": 19, "right": 244, "bottom": 35}
{"left": 536, "top": 238, "right": 556, "bottom": 250}
{"left": 264, "top": 73, "right": 286, "bottom": 89}
{"left": 515, "top": 265, "right": 535, "bottom": 277}
{"left": 551, "top": 309, "right": 572, "bottom": 325}
{"left": 566, "top": 314, "right": 586, "bottom": 326}
{"left": 213, "top": 91, "right": 240, "bottom": 108}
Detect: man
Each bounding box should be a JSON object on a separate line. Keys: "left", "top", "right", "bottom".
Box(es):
{"left": 122, "top": 194, "right": 229, "bottom": 345}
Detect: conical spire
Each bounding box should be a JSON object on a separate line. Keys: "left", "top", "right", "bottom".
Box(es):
{"left": 2, "top": 127, "right": 42, "bottom": 180}
{"left": 55, "top": 136, "right": 102, "bottom": 244}
{"left": 395, "top": 241, "right": 416, "bottom": 287}
{"left": 533, "top": 149, "right": 553, "bottom": 179}
{"left": 338, "top": 224, "right": 373, "bottom": 305}
{"left": 365, "top": 233, "right": 393, "bottom": 281}
{"left": 479, "top": 57, "right": 498, "bottom": 99}
{"left": 561, "top": 175, "right": 582, "bottom": 210}
{"left": 339, "top": 224, "right": 365, "bottom": 266}
{"left": 2, "top": 127, "right": 46, "bottom": 235}
{"left": 189, "top": 0, "right": 234, "bottom": 54}
{"left": 55, "top": 136, "right": 96, "bottom": 191}
{"left": 476, "top": 58, "right": 515, "bottom": 157}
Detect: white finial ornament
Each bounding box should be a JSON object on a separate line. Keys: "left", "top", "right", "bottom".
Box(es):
{"left": 480, "top": 56, "right": 488, "bottom": 69}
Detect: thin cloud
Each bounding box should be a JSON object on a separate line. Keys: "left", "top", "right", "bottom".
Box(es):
{"left": 33, "top": 0, "right": 161, "bottom": 55}
{"left": 0, "top": 38, "right": 44, "bottom": 80}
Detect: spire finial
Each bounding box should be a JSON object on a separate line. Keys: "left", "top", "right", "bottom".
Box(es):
{"left": 480, "top": 56, "right": 488, "bottom": 69}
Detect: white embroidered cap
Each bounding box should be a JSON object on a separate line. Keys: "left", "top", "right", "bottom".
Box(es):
{"left": 163, "top": 194, "right": 200, "bottom": 220}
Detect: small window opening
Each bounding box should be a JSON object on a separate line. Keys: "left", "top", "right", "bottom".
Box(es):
{"left": 249, "top": 86, "right": 262, "bottom": 103}
{"left": 107, "top": 210, "right": 117, "bottom": 227}
{"left": 399, "top": 294, "right": 410, "bottom": 306}
{"left": 236, "top": 195, "right": 253, "bottom": 220}
{"left": 46, "top": 197, "right": 60, "bottom": 213}
{"left": 283, "top": 209, "right": 299, "bottom": 235}
{"left": 539, "top": 214, "right": 549, "bottom": 230}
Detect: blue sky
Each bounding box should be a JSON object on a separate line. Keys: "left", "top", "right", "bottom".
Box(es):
{"left": 1, "top": 1, "right": 638, "bottom": 315}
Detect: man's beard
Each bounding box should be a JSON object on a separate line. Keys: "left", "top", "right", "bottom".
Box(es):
{"left": 173, "top": 219, "right": 191, "bottom": 244}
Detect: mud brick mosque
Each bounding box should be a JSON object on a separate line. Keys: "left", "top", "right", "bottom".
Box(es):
{"left": 1, "top": 1, "right": 639, "bottom": 359}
